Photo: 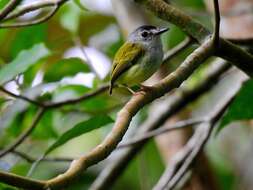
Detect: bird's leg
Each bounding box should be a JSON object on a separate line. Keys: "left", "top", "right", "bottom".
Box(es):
{"left": 140, "top": 84, "right": 155, "bottom": 92}
{"left": 119, "top": 84, "right": 136, "bottom": 95}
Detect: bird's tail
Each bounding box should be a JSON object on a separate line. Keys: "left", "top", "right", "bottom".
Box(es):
{"left": 109, "top": 83, "right": 113, "bottom": 95}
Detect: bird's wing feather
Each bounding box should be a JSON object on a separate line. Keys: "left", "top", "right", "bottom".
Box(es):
{"left": 110, "top": 42, "right": 145, "bottom": 87}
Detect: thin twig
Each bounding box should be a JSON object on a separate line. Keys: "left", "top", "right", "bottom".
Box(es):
{"left": 90, "top": 60, "right": 230, "bottom": 190}
{"left": 2, "top": 0, "right": 69, "bottom": 22}
{"left": 0, "top": 86, "right": 44, "bottom": 107}
{"left": 0, "top": 5, "right": 59, "bottom": 28}
{"left": 44, "top": 85, "right": 108, "bottom": 108}
{"left": 7, "top": 150, "right": 73, "bottom": 163}
{"left": 154, "top": 90, "right": 237, "bottom": 190}
{"left": 73, "top": 37, "right": 99, "bottom": 77}
{"left": 0, "top": 85, "right": 108, "bottom": 108}
{"left": 0, "top": 108, "right": 46, "bottom": 158}
{"left": 118, "top": 118, "right": 205, "bottom": 148}
{"left": 213, "top": 0, "right": 221, "bottom": 46}
{"left": 0, "top": 0, "right": 21, "bottom": 21}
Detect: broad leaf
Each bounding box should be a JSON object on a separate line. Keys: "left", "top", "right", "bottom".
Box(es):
{"left": 0, "top": 82, "right": 58, "bottom": 133}
{"left": 45, "top": 115, "right": 113, "bottom": 154}
{"left": 0, "top": 43, "right": 50, "bottom": 85}
{"left": 11, "top": 24, "right": 47, "bottom": 58}
{"left": 74, "top": 0, "right": 89, "bottom": 11}
{"left": 217, "top": 80, "right": 253, "bottom": 133}
{"left": 31, "top": 110, "right": 58, "bottom": 140}
{"left": 44, "top": 58, "right": 90, "bottom": 82}
{"left": 0, "top": 0, "right": 8, "bottom": 9}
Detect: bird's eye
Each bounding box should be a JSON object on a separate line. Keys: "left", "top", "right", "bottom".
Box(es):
{"left": 141, "top": 31, "right": 149, "bottom": 38}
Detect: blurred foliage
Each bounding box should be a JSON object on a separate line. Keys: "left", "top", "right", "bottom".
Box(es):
{"left": 217, "top": 79, "right": 253, "bottom": 134}
{"left": 45, "top": 115, "right": 113, "bottom": 155}
{"left": 0, "top": 0, "right": 251, "bottom": 190}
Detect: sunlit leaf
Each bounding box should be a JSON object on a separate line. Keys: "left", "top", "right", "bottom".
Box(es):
{"left": 52, "top": 84, "right": 90, "bottom": 103}
{"left": 60, "top": 2, "right": 81, "bottom": 33}
{"left": 74, "top": 0, "right": 89, "bottom": 11}
{"left": 45, "top": 115, "right": 113, "bottom": 154}
{"left": 0, "top": 43, "right": 50, "bottom": 85}
{"left": 217, "top": 80, "right": 253, "bottom": 134}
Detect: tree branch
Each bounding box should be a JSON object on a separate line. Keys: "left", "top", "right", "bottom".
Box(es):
{"left": 136, "top": 0, "right": 253, "bottom": 76}
{"left": 0, "top": 0, "right": 21, "bottom": 21}
{"left": 153, "top": 85, "right": 239, "bottom": 190}
{"left": 118, "top": 118, "right": 205, "bottom": 148}
{"left": 6, "top": 150, "right": 73, "bottom": 163}
{"left": 0, "top": 0, "right": 252, "bottom": 189}
{"left": 90, "top": 59, "right": 230, "bottom": 190}
{"left": 1, "top": 0, "right": 69, "bottom": 22}
{"left": 0, "top": 5, "right": 59, "bottom": 28}
{"left": 0, "top": 85, "right": 108, "bottom": 108}
{"left": 0, "top": 86, "right": 44, "bottom": 107}
{"left": 0, "top": 36, "right": 214, "bottom": 190}
{"left": 212, "top": 0, "right": 220, "bottom": 47}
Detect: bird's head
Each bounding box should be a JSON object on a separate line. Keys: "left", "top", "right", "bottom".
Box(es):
{"left": 128, "top": 25, "right": 169, "bottom": 44}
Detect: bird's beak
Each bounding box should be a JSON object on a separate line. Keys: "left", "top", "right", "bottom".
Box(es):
{"left": 155, "top": 27, "right": 169, "bottom": 35}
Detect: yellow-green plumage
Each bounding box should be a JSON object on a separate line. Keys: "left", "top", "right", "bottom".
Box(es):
{"left": 109, "top": 25, "right": 167, "bottom": 95}
{"left": 109, "top": 42, "right": 145, "bottom": 94}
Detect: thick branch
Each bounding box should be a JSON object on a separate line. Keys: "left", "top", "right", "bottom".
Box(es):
{"left": 42, "top": 37, "right": 214, "bottom": 189}
{"left": 89, "top": 59, "right": 230, "bottom": 190}
{"left": 136, "top": 0, "right": 253, "bottom": 76}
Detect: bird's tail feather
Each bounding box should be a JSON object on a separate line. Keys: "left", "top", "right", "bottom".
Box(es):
{"left": 109, "top": 83, "right": 113, "bottom": 95}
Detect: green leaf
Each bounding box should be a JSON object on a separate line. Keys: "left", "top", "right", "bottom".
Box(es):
{"left": 32, "top": 110, "right": 58, "bottom": 140}
{"left": 52, "top": 84, "right": 90, "bottom": 102}
{"left": 44, "top": 58, "right": 90, "bottom": 82}
{"left": 59, "top": 2, "right": 81, "bottom": 33}
{"left": 74, "top": 0, "right": 89, "bottom": 11}
{"left": 217, "top": 80, "right": 253, "bottom": 134}
{"left": 11, "top": 24, "right": 47, "bottom": 58}
{"left": 45, "top": 115, "right": 113, "bottom": 155}
{"left": 0, "top": 83, "right": 58, "bottom": 133}
{"left": 162, "top": 25, "right": 186, "bottom": 50}
{"left": 0, "top": 0, "right": 10, "bottom": 8}
{"left": 0, "top": 43, "right": 50, "bottom": 85}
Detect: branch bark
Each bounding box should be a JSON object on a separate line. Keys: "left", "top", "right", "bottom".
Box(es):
{"left": 0, "top": 36, "right": 214, "bottom": 190}
{"left": 90, "top": 59, "right": 230, "bottom": 190}
{"left": 136, "top": 0, "right": 253, "bottom": 76}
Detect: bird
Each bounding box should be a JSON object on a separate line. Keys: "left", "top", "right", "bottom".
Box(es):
{"left": 109, "top": 25, "right": 168, "bottom": 95}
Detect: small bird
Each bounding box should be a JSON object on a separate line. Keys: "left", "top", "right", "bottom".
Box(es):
{"left": 109, "top": 25, "right": 168, "bottom": 95}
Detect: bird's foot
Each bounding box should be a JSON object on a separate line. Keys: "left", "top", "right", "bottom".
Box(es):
{"left": 133, "top": 85, "right": 155, "bottom": 96}
{"left": 140, "top": 84, "right": 155, "bottom": 92}
{"left": 119, "top": 84, "right": 136, "bottom": 95}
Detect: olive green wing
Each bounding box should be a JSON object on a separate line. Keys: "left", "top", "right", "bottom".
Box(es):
{"left": 109, "top": 42, "right": 145, "bottom": 94}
